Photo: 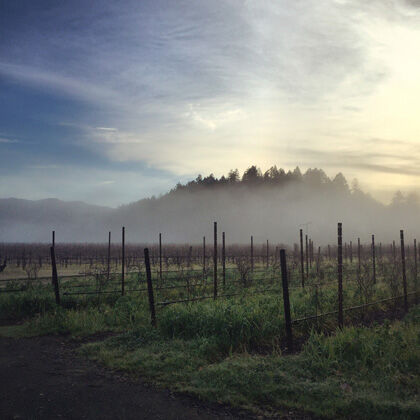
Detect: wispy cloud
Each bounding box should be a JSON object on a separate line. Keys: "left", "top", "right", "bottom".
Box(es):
{"left": 0, "top": 137, "right": 19, "bottom": 144}
{"left": 95, "top": 127, "right": 117, "bottom": 132}
{"left": 1, "top": 0, "right": 420, "bottom": 203}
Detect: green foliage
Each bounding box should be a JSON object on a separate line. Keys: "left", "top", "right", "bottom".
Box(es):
{"left": 158, "top": 295, "right": 285, "bottom": 354}
{"left": 82, "top": 306, "right": 420, "bottom": 419}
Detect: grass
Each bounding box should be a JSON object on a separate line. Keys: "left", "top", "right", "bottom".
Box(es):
{"left": 80, "top": 306, "right": 420, "bottom": 419}
{"left": 0, "top": 260, "right": 419, "bottom": 418}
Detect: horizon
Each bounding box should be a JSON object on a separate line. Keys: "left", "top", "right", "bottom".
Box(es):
{"left": 1, "top": 1, "right": 420, "bottom": 207}
{"left": 0, "top": 165, "right": 412, "bottom": 209}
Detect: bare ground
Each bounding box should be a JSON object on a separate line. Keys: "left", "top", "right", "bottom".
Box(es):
{"left": 0, "top": 335, "right": 314, "bottom": 420}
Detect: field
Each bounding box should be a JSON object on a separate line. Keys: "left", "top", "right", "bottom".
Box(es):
{"left": 0, "top": 227, "right": 419, "bottom": 419}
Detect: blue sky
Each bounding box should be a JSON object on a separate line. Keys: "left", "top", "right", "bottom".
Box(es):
{"left": 1, "top": 0, "right": 420, "bottom": 206}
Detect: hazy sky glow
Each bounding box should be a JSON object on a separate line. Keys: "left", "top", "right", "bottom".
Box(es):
{"left": 1, "top": 0, "right": 419, "bottom": 206}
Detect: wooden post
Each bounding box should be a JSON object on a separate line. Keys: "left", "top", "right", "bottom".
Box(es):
{"left": 280, "top": 249, "right": 293, "bottom": 352}
{"left": 50, "top": 246, "right": 60, "bottom": 305}
{"left": 52, "top": 230, "right": 55, "bottom": 248}
{"left": 144, "top": 248, "right": 156, "bottom": 327}
{"left": 222, "top": 232, "right": 226, "bottom": 288}
{"left": 371, "top": 234, "right": 376, "bottom": 284}
{"left": 300, "top": 229, "right": 304, "bottom": 288}
{"left": 250, "top": 235, "right": 254, "bottom": 272}
{"left": 121, "top": 226, "right": 125, "bottom": 296}
{"left": 338, "top": 223, "right": 343, "bottom": 329}
{"left": 213, "top": 222, "right": 218, "bottom": 299}
{"left": 159, "top": 233, "right": 162, "bottom": 284}
{"left": 349, "top": 241, "right": 353, "bottom": 264}
{"left": 400, "top": 230, "right": 408, "bottom": 312}
{"left": 107, "top": 231, "right": 111, "bottom": 282}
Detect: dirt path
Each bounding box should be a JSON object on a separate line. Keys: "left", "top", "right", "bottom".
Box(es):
{"left": 0, "top": 335, "right": 251, "bottom": 420}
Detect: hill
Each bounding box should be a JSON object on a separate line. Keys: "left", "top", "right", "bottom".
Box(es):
{"left": 0, "top": 166, "right": 419, "bottom": 243}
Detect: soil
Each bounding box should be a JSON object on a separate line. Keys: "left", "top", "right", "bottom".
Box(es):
{"left": 0, "top": 335, "right": 314, "bottom": 420}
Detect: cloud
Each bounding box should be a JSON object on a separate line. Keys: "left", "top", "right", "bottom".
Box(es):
{"left": 1, "top": 0, "right": 420, "bottom": 201}
{"left": 289, "top": 144, "right": 420, "bottom": 177}
{"left": 0, "top": 62, "right": 120, "bottom": 106}
{"left": 0, "top": 137, "right": 18, "bottom": 144}
{"left": 95, "top": 127, "right": 117, "bottom": 132}
{"left": 28, "top": 165, "right": 59, "bottom": 170}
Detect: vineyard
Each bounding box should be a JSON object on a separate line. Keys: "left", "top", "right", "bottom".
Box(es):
{"left": 0, "top": 222, "right": 419, "bottom": 419}
{"left": 0, "top": 222, "right": 418, "bottom": 342}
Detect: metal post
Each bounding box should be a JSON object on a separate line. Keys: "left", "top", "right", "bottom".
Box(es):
{"left": 338, "top": 223, "right": 343, "bottom": 329}
{"left": 50, "top": 246, "right": 60, "bottom": 305}
{"left": 251, "top": 235, "right": 254, "bottom": 272}
{"left": 144, "top": 248, "right": 156, "bottom": 327}
{"left": 300, "top": 229, "right": 304, "bottom": 288}
{"left": 203, "top": 236, "right": 206, "bottom": 280}
{"left": 280, "top": 249, "right": 293, "bottom": 352}
{"left": 414, "top": 239, "right": 418, "bottom": 304}
{"left": 107, "top": 231, "right": 111, "bottom": 282}
{"left": 121, "top": 226, "right": 125, "bottom": 296}
{"left": 305, "top": 234, "right": 309, "bottom": 281}
{"left": 213, "top": 222, "right": 218, "bottom": 299}
{"left": 371, "top": 234, "right": 376, "bottom": 284}
{"left": 400, "top": 230, "right": 408, "bottom": 312}
{"left": 222, "top": 231, "right": 226, "bottom": 288}
{"left": 159, "top": 233, "right": 162, "bottom": 284}
{"left": 266, "top": 239, "right": 269, "bottom": 269}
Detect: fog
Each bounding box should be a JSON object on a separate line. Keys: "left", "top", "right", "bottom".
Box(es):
{"left": 1, "top": 177, "right": 419, "bottom": 246}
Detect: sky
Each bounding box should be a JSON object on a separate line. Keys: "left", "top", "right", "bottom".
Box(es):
{"left": 0, "top": 0, "right": 419, "bottom": 207}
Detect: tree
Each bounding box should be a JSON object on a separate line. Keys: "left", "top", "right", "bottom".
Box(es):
{"left": 391, "top": 190, "right": 405, "bottom": 207}
{"left": 303, "top": 168, "right": 330, "bottom": 187}
{"left": 228, "top": 169, "right": 240, "bottom": 183}
{"left": 242, "top": 165, "right": 262, "bottom": 184}
{"left": 332, "top": 172, "right": 349, "bottom": 193}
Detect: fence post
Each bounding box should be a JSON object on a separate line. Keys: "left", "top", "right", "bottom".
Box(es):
{"left": 266, "top": 239, "right": 269, "bottom": 269}
{"left": 121, "top": 226, "right": 125, "bottom": 296}
{"left": 144, "top": 248, "right": 156, "bottom": 327}
{"left": 309, "top": 239, "right": 313, "bottom": 268}
{"left": 52, "top": 230, "right": 55, "bottom": 248}
{"left": 414, "top": 239, "right": 418, "bottom": 305}
{"left": 300, "top": 229, "right": 305, "bottom": 288}
{"left": 400, "top": 230, "right": 408, "bottom": 312}
{"left": 316, "top": 246, "right": 321, "bottom": 274}
{"left": 371, "top": 234, "right": 376, "bottom": 284}
{"left": 280, "top": 249, "right": 293, "bottom": 352}
{"left": 305, "top": 234, "right": 309, "bottom": 281}
{"left": 213, "top": 222, "right": 218, "bottom": 299}
{"left": 159, "top": 233, "right": 162, "bottom": 284}
{"left": 107, "top": 231, "right": 111, "bottom": 282}
{"left": 222, "top": 231, "right": 226, "bottom": 288}
{"left": 50, "top": 246, "right": 60, "bottom": 305}
{"left": 250, "top": 235, "right": 254, "bottom": 272}
{"left": 338, "top": 223, "right": 343, "bottom": 329}
{"left": 203, "top": 236, "right": 206, "bottom": 280}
